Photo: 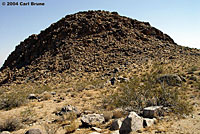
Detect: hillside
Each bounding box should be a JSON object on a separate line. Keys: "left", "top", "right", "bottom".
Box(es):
{"left": 0, "top": 10, "right": 199, "bottom": 85}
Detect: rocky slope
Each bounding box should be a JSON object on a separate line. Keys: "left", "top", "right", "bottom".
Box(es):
{"left": 0, "top": 10, "right": 199, "bottom": 85}
{"left": 0, "top": 10, "right": 200, "bottom": 134}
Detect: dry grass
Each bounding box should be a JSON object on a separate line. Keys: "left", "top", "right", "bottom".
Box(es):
{"left": 0, "top": 84, "right": 53, "bottom": 110}
{"left": 0, "top": 116, "right": 22, "bottom": 132}
{"left": 20, "top": 106, "right": 37, "bottom": 125}
{"left": 44, "top": 123, "right": 59, "bottom": 134}
{"left": 103, "top": 63, "right": 193, "bottom": 115}
{"left": 0, "top": 91, "right": 28, "bottom": 110}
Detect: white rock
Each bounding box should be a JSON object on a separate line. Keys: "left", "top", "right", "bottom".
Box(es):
{"left": 143, "top": 106, "right": 163, "bottom": 118}
{"left": 111, "top": 130, "right": 119, "bottom": 134}
{"left": 1, "top": 131, "right": 11, "bottom": 134}
{"left": 81, "top": 113, "right": 105, "bottom": 127}
{"left": 143, "top": 118, "right": 157, "bottom": 127}
{"left": 119, "top": 112, "right": 143, "bottom": 134}
{"left": 92, "top": 127, "right": 102, "bottom": 132}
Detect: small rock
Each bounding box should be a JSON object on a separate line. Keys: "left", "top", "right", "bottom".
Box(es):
{"left": 81, "top": 113, "right": 105, "bottom": 127}
{"left": 143, "top": 106, "right": 163, "bottom": 118}
{"left": 117, "top": 76, "right": 128, "bottom": 83}
{"left": 1, "top": 131, "right": 11, "bottom": 134}
{"left": 25, "top": 128, "right": 42, "bottom": 134}
{"left": 119, "top": 112, "right": 143, "bottom": 134}
{"left": 83, "top": 110, "right": 94, "bottom": 114}
{"left": 92, "top": 127, "right": 102, "bottom": 132}
{"left": 143, "top": 118, "right": 157, "bottom": 127}
{"left": 110, "top": 118, "right": 124, "bottom": 130}
{"left": 51, "top": 91, "right": 56, "bottom": 95}
{"left": 28, "top": 94, "right": 37, "bottom": 99}
{"left": 56, "top": 105, "right": 80, "bottom": 116}
{"left": 85, "top": 85, "right": 95, "bottom": 90}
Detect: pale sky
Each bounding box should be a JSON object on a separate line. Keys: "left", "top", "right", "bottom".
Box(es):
{"left": 0, "top": 0, "right": 200, "bottom": 67}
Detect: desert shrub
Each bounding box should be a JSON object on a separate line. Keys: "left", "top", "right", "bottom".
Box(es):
{"left": 45, "top": 112, "right": 78, "bottom": 134}
{"left": 44, "top": 123, "right": 59, "bottom": 134}
{"left": 104, "top": 63, "right": 192, "bottom": 115}
{"left": 20, "top": 106, "right": 36, "bottom": 124}
{"left": 64, "top": 121, "right": 78, "bottom": 134}
{"left": 103, "top": 111, "right": 113, "bottom": 121}
{"left": 0, "top": 116, "right": 22, "bottom": 132}
{"left": 0, "top": 91, "right": 28, "bottom": 110}
{"left": 0, "top": 84, "right": 53, "bottom": 110}
{"left": 34, "top": 85, "right": 52, "bottom": 94}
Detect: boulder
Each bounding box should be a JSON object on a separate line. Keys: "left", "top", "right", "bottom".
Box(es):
{"left": 119, "top": 112, "right": 143, "bottom": 134}
{"left": 25, "top": 128, "right": 42, "bottom": 134}
{"left": 143, "top": 106, "right": 163, "bottom": 118}
{"left": 110, "top": 118, "right": 124, "bottom": 130}
{"left": 81, "top": 113, "right": 105, "bottom": 127}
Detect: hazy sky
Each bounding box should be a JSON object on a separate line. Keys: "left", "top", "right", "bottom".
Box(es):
{"left": 0, "top": 0, "right": 200, "bottom": 67}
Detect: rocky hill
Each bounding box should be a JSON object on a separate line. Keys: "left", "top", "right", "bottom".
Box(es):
{"left": 0, "top": 10, "right": 199, "bottom": 85}
{"left": 0, "top": 10, "right": 200, "bottom": 134}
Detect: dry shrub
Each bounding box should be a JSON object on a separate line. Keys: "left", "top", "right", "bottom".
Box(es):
{"left": 41, "top": 92, "right": 52, "bottom": 101}
{"left": 112, "top": 110, "right": 124, "bottom": 119}
{"left": 104, "top": 63, "right": 192, "bottom": 115}
{"left": 45, "top": 112, "right": 78, "bottom": 134}
{"left": 0, "top": 84, "right": 53, "bottom": 110}
{"left": 103, "top": 111, "right": 113, "bottom": 121}
{"left": 20, "top": 106, "right": 36, "bottom": 125}
{"left": 44, "top": 123, "right": 59, "bottom": 134}
{"left": 64, "top": 121, "right": 79, "bottom": 134}
{"left": 0, "top": 116, "right": 22, "bottom": 132}
{"left": 0, "top": 91, "right": 28, "bottom": 110}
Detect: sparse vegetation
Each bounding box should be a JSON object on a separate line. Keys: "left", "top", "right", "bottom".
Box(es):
{"left": 104, "top": 63, "right": 192, "bottom": 115}
{"left": 44, "top": 123, "right": 59, "bottom": 134}
{"left": 20, "top": 106, "right": 36, "bottom": 125}
{"left": 0, "top": 91, "right": 28, "bottom": 110}
{"left": 64, "top": 121, "right": 78, "bottom": 134}
{"left": 0, "top": 84, "right": 53, "bottom": 110}
{"left": 0, "top": 116, "right": 22, "bottom": 132}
